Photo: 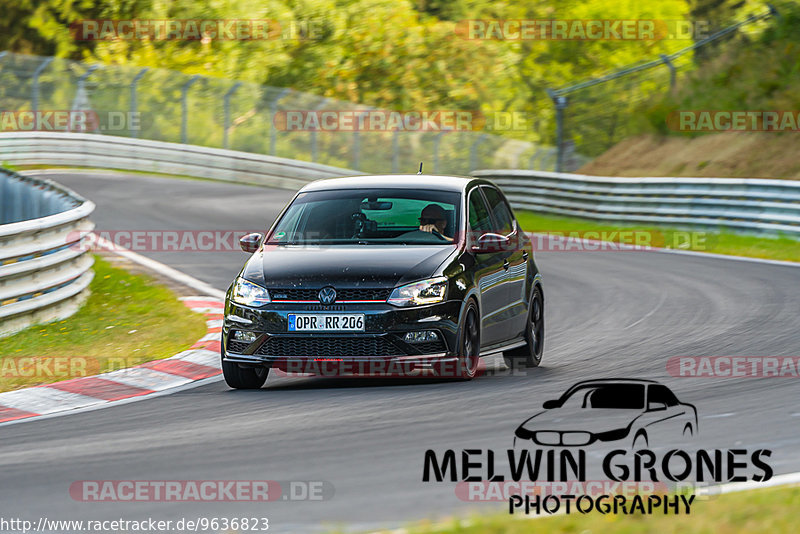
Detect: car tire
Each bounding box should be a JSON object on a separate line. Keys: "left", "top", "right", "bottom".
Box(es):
{"left": 455, "top": 300, "right": 481, "bottom": 380}
{"left": 222, "top": 348, "right": 270, "bottom": 389}
{"left": 503, "top": 285, "right": 544, "bottom": 370}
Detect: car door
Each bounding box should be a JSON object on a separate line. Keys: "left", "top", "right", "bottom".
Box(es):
{"left": 642, "top": 384, "right": 689, "bottom": 446}
{"left": 480, "top": 185, "right": 528, "bottom": 341}
{"left": 466, "top": 187, "right": 509, "bottom": 347}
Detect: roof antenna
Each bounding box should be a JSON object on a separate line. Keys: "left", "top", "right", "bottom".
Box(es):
{"left": 417, "top": 162, "right": 423, "bottom": 175}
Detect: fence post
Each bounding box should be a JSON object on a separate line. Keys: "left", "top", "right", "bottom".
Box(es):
{"left": 391, "top": 130, "right": 400, "bottom": 173}
{"left": 546, "top": 89, "right": 568, "bottom": 173}
{"left": 659, "top": 54, "right": 676, "bottom": 91}
{"left": 542, "top": 148, "right": 556, "bottom": 171}
{"left": 528, "top": 147, "right": 542, "bottom": 170}
{"left": 310, "top": 98, "right": 328, "bottom": 163}
{"left": 269, "top": 88, "right": 291, "bottom": 156}
{"left": 469, "top": 134, "right": 488, "bottom": 171}
{"left": 352, "top": 110, "right": 370, "bottom": 170}
{"left": 32, "top": 57, "right": 54, "bottom": 113}
{"left": 73, "top": 65, "right": 99, "bottom": 132}
{"left": 181, "top": 75, "right": 200, "bottom": 145}
{"left": 223, "top": 82, "right": 242, "bottom": 149}
{"left": 433, "top": 130, "right": 450, "bottom": 174}
{"left": 130, "top": 68, "right": 148, "bottom": 138}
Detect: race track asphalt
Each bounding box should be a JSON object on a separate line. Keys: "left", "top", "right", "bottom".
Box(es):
{"left": 1, "top": 171, "right": 799, "bottom": 532}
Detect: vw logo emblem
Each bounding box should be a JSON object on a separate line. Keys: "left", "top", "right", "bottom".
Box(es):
{"left": 318, "top": 287, "right": 336, "bottom": 304}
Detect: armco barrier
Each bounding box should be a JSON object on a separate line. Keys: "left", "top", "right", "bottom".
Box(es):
{"left": 0, "top": 168, "right": 95, "bottom": 336}
{"left": 474, "top": 169, "right": 800, "bottom": 237}
{"left": 0, "top": 132, "right": 362, "bottom": 190}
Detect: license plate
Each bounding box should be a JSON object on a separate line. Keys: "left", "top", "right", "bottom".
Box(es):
{"left": 288, "top": 314, "right": 365, "bottom": 332}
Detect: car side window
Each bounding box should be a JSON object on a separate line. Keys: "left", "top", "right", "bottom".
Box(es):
{"left": 481, "top": 186, "right": 515, "bottom": 236}
{"left": 468, "top": 189, "right": 493, "bottom": 234}
{"left": 648, "top": 385, "right": 679, "bottom": 406}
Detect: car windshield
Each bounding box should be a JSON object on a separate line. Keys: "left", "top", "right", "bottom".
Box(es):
{"left": 559, "top": 384, "right": 645, "bottom": 410}
{"left": 267, "top": 188, "right": 461, "bottom": 245}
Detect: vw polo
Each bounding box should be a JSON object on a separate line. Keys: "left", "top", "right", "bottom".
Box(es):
{"left": 222, "top": 175, "right": 544, "bottom": 388}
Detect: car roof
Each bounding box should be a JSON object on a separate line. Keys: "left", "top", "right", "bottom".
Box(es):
{"left": 565, "top": 378, "right": 660, "bottom": 389}
{"left": 299, "top": 174, "right": 488, "bottom": 193}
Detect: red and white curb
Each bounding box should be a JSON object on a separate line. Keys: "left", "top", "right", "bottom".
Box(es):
{"left": 0, "top": 297, "right": 224, "bottom": 425}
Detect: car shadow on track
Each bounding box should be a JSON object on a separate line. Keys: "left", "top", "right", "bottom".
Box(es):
{"left": 224, "top": 357, "right": 552, "bottom": 391}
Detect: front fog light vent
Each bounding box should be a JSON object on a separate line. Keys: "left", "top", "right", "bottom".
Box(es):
{"left": 404, "top": 331, "right": 439, "bottom": 343}
{"left": 232, "top": 330, "right": 258, "bottom": 343}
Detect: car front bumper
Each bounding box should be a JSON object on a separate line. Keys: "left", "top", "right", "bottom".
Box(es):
{"left": 221, "top": 299, "right": 463, "bottom": 372}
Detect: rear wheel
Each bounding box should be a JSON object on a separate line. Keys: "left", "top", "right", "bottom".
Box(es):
{"left": 503, "top": 285, "right": 544, "bottom": 370}
{"left": 456, "top": 300, "right": 481, "bottom": 380}
{"left": 222, "top": 347, "right": 270, "bottom": 389}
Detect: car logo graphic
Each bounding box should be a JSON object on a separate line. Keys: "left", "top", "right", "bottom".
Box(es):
{"left": 513, "top": 379, "right": 698, "bottom": 449}
{"left": 318, "top": 287, "right": 337, "bottom": 304}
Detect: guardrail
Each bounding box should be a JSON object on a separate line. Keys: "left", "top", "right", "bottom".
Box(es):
{"left": 474, "top": 170, "right": 800, "bottom": 237}
{"left": 0, "top": 168, "right": 95, "bottom": 336}
{"left": 0, "top": 132, "right": 362, "bottom": 191}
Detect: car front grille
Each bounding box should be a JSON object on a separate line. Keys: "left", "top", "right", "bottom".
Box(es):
{"left": 409, "top": 339, "right": 447, "bottom": 354}
{"left": 226, "top": 339, "right": 251, "bottom": 354}
{"left": 254, "top": 336, "right": 403, "bottom": 357}
{"left": 269, "top": 288, "right": 390, "bottom": 302}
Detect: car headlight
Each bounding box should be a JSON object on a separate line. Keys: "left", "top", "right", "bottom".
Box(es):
{"left": 231, "top": 277, "right": 271, "bottom": 307}
{"left": 388, "top": 277, "right": 448, "bottom": 307}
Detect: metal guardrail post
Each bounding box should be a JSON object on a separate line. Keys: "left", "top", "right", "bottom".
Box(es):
{"left": 547, "top": 89, "right": 568, "bottom": 173}
{"left": 469, "top": 134, "right": 488, "bottom": 171}
{"left": 660, "top": 54, "right": 676, "bottom": 91}
{"left": 269, "top": 88, "right": 292, "bottom": 156}
{"left": 130, "top": 68, "right": 148, "bottom": 138}
{"left": 32, "top": 57, "right": 54, "bottom": 113}
{"left": 223, "top": 82, "right": 242, "bottom": 149}
{"left": 181, "top": 75, "right": 201, "bottom": 145}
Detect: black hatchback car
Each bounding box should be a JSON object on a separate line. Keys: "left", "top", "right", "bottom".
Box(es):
{"left": 222, "top": 175, "right": 544, "bottom": 388}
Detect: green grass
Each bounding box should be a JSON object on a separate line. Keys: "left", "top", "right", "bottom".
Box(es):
{"left": 0, "top": 255, "right": 208, "bottom": 392}
{"left": 516, "top": 211, "right": 800, "bottom": 263}
{"left": 391, "top": 485, "right": 800, "bottom": 534}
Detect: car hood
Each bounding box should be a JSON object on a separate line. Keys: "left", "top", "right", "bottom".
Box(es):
{"left": 517, "top": 407, "right": 643, "bottom": 435}
{"left": 240, "top": 244, "right": 458, "bottom": 289}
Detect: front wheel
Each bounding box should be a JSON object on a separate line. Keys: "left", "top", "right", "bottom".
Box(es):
{"left": 222, "top": 349, "right": 270, "bottom": 389}
{"left": 455, "top": 300, "right": 481, "bottom": 380}
{"left": 503, "top": 285, "right": 544, "bottom": 370}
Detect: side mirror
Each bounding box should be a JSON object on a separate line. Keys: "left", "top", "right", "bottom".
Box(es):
{"left": 471, "top": 233, "right": 509, "bottom": 254}
{"left": 542, "top": 399, "right": 559, "bottom": 409}
{"left": 647, "top": 401, "right": 667, "bottom": 412}
{"left": 239, "top": 232, "right": 263, "bottom": 253}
